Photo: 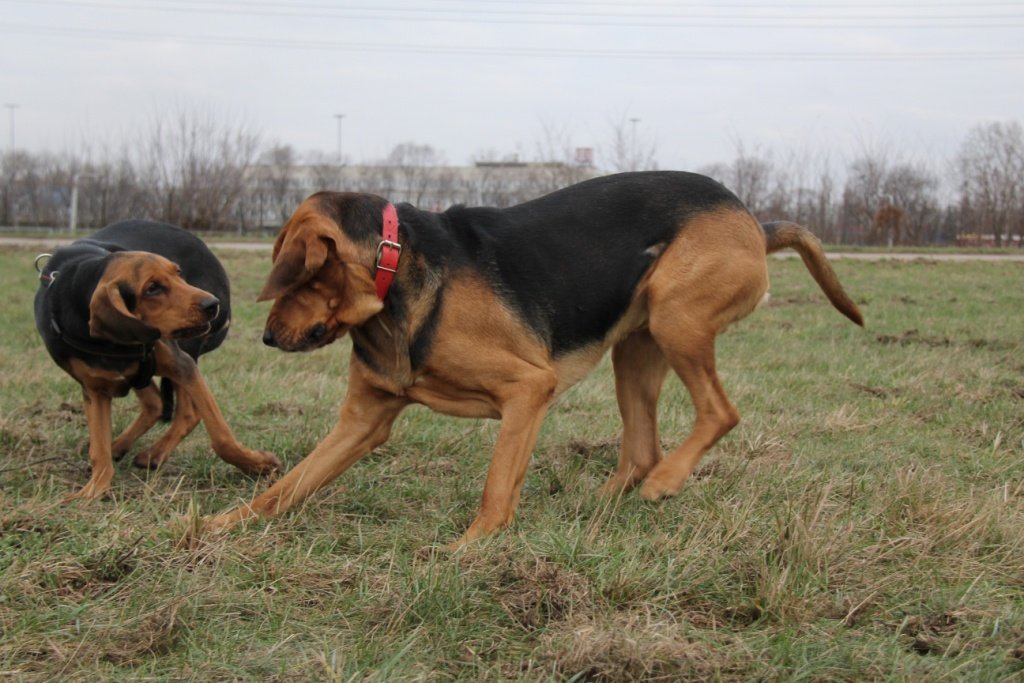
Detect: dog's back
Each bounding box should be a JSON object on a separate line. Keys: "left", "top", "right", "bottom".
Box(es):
{"left": 433, "top": 171, "right": 744, "bottom": 354}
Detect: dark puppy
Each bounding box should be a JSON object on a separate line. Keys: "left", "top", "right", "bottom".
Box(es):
{"left": 35, "top": 220, "right": 280, "bottom": 500}
{"left": 207, "top": 171, "right": 863, "bottom": 546}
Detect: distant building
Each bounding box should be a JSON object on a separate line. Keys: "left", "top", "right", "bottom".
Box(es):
{"left": 242, "top": 160, "right": 604, "bottom": 229}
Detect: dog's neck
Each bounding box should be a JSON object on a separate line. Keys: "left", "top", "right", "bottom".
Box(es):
{"left": 349, "top": 234, "right": 445, "bottom": 392}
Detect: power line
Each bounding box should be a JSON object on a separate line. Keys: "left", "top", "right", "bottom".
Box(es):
{"left": 2, "top": 22, "right": 1021, "bottom": 61}
{"left": 3, "top": 0, "right": 1023, "bottom": 29}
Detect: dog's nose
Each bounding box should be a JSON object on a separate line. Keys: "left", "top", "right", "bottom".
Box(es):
{"left": 262, "top": 328, "right": 277, "bottom": 347}
{"left": 200, "top": 296, "right": 220, "bottom": 319}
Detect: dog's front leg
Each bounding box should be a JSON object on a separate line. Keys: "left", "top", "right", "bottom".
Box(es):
{"left": 133, "top": 386, "right": 199, "bottom": 469}
{"left": 65, "top": 387, "right": 115, "bottom": 501}
{"left": 455, "top": 371, "right": 556, "bottom": 548}
{"left": 154, "top": 343, "right": 281, "bottom": 475}
{"left": 204, "top": 365, "right": 408, "bottom": 531}
{"left": 111, "top": 381, "right": 163, "bottom": 461}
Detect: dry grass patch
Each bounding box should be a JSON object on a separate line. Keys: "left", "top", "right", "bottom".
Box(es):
{"left": 539, "top": 611, "right": 748, "bottom": 682}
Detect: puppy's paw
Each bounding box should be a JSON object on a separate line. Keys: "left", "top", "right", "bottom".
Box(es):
{"left": 231, "top": 449, "right": 282, "bottom": 477}
{"left": 133, "top": 447, "right": 170, "bottom": 470}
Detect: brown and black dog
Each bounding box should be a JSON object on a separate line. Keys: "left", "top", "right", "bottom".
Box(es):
{"left": 34, "top": 220, "right": 281, "bottom": 500}
{"left": 206, "top": 171, "right": 863, "bottom": 546}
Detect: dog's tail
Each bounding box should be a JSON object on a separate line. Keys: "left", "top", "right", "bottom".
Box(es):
{"left": 159, "top": 378, "right": 175, "bottom": 422}
{"left": 762, "top": 221, "right": 864, "bottom": 327}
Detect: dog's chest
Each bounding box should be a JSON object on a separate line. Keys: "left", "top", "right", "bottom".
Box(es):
{"left": 68, "top": 357, "right": 141, "bottom": 396}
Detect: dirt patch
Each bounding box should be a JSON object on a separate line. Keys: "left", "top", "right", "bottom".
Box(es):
{"left": 900, "top": 611, "right": 971, "bottom": 657}
{"left": 255, "top": 401, "right": 305, "bottom": 417}
{"left": 563, "top": 437, "right": 620, "bottom": 459}
{"left": 848, "top": 382, "right": 896, "bottom": 399}
{"left": 497, "top": 557, "right": 594, "bottom": 630}
{"left": 539, "top": 612, "right": 742, "bottom": 682}
{"left": 876, "top": 329, "right": 951, "bottom": 347}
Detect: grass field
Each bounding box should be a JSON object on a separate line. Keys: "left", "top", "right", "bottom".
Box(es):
{"left": 1, "top": 245, "right": 1022, "bottom": 681}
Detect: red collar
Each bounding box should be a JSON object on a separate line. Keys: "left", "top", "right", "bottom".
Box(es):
{"left": 374, "top": 203, "right": 401, "bottom": 300}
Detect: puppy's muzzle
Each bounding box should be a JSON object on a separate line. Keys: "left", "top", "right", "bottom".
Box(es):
{"left": 200, "top": 296, "right": 220, "bottom": 321}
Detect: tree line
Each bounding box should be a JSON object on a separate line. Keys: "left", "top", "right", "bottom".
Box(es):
{"left": 1, "top": 111, "right": 1021, "bottom": 247}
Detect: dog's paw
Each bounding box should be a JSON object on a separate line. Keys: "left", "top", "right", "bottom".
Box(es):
{"left": 232, "top": 449, "right": 282, "bottom": 476}
{"left": 638, "top": 476, "right": 681, "bottom": 501}
{"left": 201, "top": 507, "right": 252, "bottom": 535}
{"left": 256, "top": 451, "right": 283, "bottom": 473}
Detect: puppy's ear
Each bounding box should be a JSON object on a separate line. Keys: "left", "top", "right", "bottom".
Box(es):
{"left": 336, "top": 265, "right": 384, "bottom": 326}
{"left": 89, "top": 281, "right": 161, "bottom": 343}
{"left": 258, "top": 235, "right": 339, "bottom": 302}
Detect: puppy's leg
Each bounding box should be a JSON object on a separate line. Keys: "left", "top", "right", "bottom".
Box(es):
{"left": 111, "top": 382, "right": 163, "bottom": 461}
{"left": 455, "top": 368, "right": 556, "bottom": 547}
{"left": 155, "top": 343, "right": 281, "bottom": 475}
{"left": 133, "top": 387, "right": 199, "bottom": 469}
{"left": 600, "top": 330, "right": 670, "bottom": 496}
{"left": 205, "top": 366, "right": 408, "bottom": 531}
{"left": 65, "top": 388, "right": 115, "bottom": 501}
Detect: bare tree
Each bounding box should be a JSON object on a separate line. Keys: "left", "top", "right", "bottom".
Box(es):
{"left": 698, "top": 142, "right": 778, "bottom": 217}
{"left": 883, "top": 162, "right": 939, "bottom": 245}
{"left": 385, "top": 142, "right": 454, "bottom": 208}
{"left": 248, "top": 144, "right": 304, "bottom": 227}
{"left": 840, "top": 153, "right": 890, "bottom": 244}
{"left": 957, "top": 120, "right": 1024, "bottom": 246}
{"left": 139, "top": 106, "right": 260, "bottom": 231}
{"left": 605, "top": 114, "right": 657, "bottom": 172}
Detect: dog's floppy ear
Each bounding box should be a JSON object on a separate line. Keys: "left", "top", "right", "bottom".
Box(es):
{"left": 89, "top": 281, "right": 161, "bottom": 344}
{"left": 336, "top": 265, "right": 384, "bottom": 326}
{"left": 258, "top": 235, "right": 338, "bottom": 302}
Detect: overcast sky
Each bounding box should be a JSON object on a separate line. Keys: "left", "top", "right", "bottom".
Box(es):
{"left": 1, "top": 0, "right": 1022, "bottom": 173}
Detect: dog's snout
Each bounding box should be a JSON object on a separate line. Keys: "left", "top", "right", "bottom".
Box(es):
{"left": 200, "top": 296, "right": 220, "bottom": 320}
{"left": 306, "top": 323, "right": 327, "bottom": 343}
{"left": 262, "top": 328, "right": 278, "bottom": 347}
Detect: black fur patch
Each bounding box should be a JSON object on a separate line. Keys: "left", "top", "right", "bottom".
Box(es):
{"left": 118, "top": 282, "right": 137, "bottom": 312}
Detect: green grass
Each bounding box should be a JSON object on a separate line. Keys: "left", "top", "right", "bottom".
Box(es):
{"left": 1, "top": 246, "right": 1023, "bottom": 681}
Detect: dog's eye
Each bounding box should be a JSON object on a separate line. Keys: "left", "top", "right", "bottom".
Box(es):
{"left": 144, "top": 281, "right": 165, "bottom": 297}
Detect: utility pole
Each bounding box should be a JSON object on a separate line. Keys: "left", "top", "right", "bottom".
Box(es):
{"left": 4, "top": 103, "right": 18, "bottom": 152}
{"left": 629, "top": 117, "right": 639, "bottom": 171}
{"left": 4, "top": 104, "right": 18, "bottom": 227}
{"left": 334, "top": 113, "right": 345, "bottom": 165}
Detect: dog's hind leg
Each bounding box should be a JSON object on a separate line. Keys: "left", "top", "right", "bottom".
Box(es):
{"left": 599, "top": 330, "right": 670, "bottom": 496}
{"left": 638, "top": 327, "right": 739, "bottom": 501}
{"left": 111, "top": 382, "right": 163, "bottom": 461}
{"left": 637, "top": 209, "right": 768, "bottom": 501}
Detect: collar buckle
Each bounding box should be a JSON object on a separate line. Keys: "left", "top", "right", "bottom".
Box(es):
{"left": 375, "top": 239, "right": 402, "bottom": 274}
